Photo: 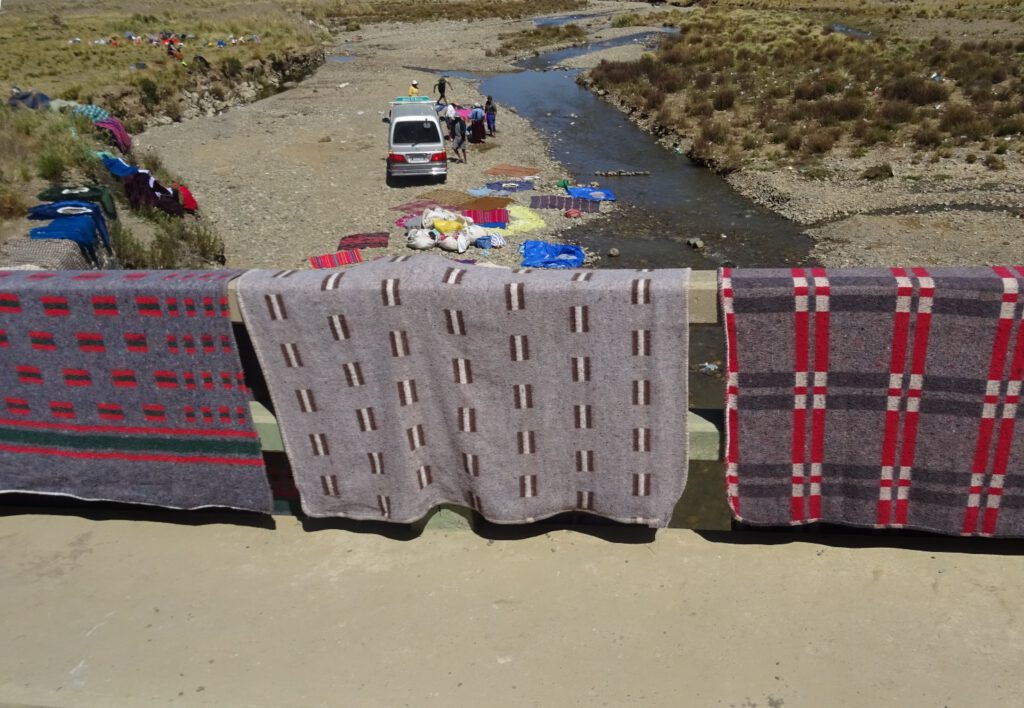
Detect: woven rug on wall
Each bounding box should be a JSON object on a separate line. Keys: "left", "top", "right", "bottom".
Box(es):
{"left": 722, "top": 266, "right": 1024, "bottom": 537}
{"left": 238, "top": 258, "right": 690, "bottom": 526}
{"left": 0, "top": 270, "right": 272, "bottom": 512}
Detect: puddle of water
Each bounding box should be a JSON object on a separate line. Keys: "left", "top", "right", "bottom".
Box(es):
{"left": 327, "top": 55, "right": 357, "bottom": 63}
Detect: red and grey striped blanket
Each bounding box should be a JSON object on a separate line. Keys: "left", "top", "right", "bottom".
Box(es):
{"left": 529, "top": 196, "right": 601, "bottom": 213}
{"left": 722, "top": 266, "right": 1024, "bottom": 537}
{"left": 0, "top": 269, "right": 271, "bottom": 512}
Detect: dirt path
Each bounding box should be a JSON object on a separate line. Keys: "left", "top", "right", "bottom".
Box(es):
{"left": 136, "top": 4, "right": 647, "bottom": 269}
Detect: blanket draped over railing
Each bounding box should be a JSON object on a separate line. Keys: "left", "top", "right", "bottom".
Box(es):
{"left": 0, "top": 269, "right": 272, "bottom": 512}
{"left": 238, "top": 257, "right": 690, "bottom": 526}
{"left": 722, "top": 266, "right": 1024, "bottom": 537}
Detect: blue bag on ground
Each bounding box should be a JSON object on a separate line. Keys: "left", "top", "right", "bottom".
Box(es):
{"left": 519, "top": 240, "right": 585, "bottom": 269}
{"left": 566, "top": 185, "right": 616, "bottom": 202}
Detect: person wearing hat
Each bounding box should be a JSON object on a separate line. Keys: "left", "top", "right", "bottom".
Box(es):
{"left": 408, "top": 80, "right": 420, "bottom": 96}
{"left": 468, "top": 101, "right": 486, "bottom": 143}
{"left": 433, "top": 75, "right": 451, "bottom": 104}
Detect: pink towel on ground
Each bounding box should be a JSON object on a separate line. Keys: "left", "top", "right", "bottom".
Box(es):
{"left": 462, "top": 208, "right": 510, "bottom": 225}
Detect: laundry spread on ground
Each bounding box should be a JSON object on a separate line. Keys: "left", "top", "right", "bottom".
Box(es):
{"left": 484, "top": 165, "right": 540, "bottom": 178}
{"left": 416, "top": 189, "right": 476, "bottom": 208}
{"left": 338, "top": 233, "right": 390, "bottom": 250}
{"left": 462, "top": 196, "right": 513, "bottom": 211}
{"left": 29, "top": 215, "right": 104, "bottom": 267}
{"left": 237, "top": 258, "right": 690, "bottom": 526}
{"left": 722, "top": 266, "right": 1024, "bottom": 537}
{"left": 309, "top": 249, "right": 364, "bottom": 269}
{"left": 566, "top": 186, "right": 616, "bottom": 202}
{"left": 37, "top": 185, "right": 118, "bottom": 220}
{"left": 530, "top": 195, "right": 601, "bottom": 212}
{"left": 485, "top": 180, "right": 534, "bottom": 192}
{"left": 0, "top": 270, "right": 272, "bottom": 512}
{"left": 461, "top": 209, "right": 509, "bottom": 228}
{"left": 504, "top": 205, "right": 546, "bottom": 234}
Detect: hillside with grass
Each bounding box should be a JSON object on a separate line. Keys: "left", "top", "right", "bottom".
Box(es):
{"left": 0, "top": 106, "right": 226, "bottom": 269}
{"left": 587, "top": 5, "right": 1024, "bottom": 172}
{"left": 1, "top": 0, "right": 585, "bottom": 122}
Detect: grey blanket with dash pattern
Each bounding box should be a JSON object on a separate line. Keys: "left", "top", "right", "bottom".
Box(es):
{"left": 238, "top": 257, "right": 690, "bottom": 526}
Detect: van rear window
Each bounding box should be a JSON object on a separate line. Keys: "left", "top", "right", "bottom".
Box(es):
{"left": 393, "top": 120, "right": 441, "bottom": 144}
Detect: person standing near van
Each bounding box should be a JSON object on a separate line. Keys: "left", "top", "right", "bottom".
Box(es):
{"left": 433, "top": 76, "right": 450, "bottom": 104}
{"left": 408, "top": 80, "right": 420, "bottom": 96}
{"left": 485, "top": 96, "right": 497, "bottom": 136}
{"left": 444, "top": 101, "right": 458, "bottom": 139}
{"left": 469, "top": 102, "right": 486, "bottom": 143}
{"left": 451, "top": 113, "right": 468, "bottom": 164}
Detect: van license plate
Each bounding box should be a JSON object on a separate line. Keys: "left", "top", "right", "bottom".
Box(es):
{"left": 407, "top": 153, "right": 427, "bottom": 162}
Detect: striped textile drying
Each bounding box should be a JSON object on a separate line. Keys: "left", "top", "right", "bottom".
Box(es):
{"left": 722, "top": 266, "right": 1024, "bottom": 537}
{"left": 237, "top": 257, "right": 690, "bottom": 526}
{"left": 529, "top": 196, "right": 601, "bottom": 213}
{"left": 309, "top": 249, "right": 363, "bottom": 269}
{"left": 462, "top": 209, "right": 509, "bottom": 226}
{"left": 0, "top": 269, "right": 271, "bottom": 512}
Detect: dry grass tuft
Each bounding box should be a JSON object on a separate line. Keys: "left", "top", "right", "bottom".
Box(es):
{"left": 587, "top": 4, "right": 1024, "bottom": 166}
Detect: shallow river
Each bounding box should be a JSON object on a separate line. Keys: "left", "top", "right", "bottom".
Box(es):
{"left": 472, "top": 34, "right": 814, "bottom": 270}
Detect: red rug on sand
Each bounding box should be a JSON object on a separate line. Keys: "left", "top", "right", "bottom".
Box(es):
{"left": 309, "top": 249, "right": 363, "bottom": 269}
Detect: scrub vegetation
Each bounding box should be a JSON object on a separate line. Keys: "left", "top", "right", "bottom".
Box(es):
{"left": 589, "top": 4, "right": 1024, "bottom": 171}
{"left": 497, "top": 23, "right": 587, "bottom": 54}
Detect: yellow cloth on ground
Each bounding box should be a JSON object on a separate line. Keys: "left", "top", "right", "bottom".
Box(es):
{"left": 504, "top": 205, "right": 546, "bottom": 234}
{"left": 433, "top": 219, "right": 464, "bottom": 233}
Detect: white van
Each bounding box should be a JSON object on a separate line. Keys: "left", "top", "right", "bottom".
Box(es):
{"left": 386, "top": 101, "right": 447, "bottom": 186}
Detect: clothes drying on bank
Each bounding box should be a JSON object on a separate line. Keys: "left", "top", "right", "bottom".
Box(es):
{"left": 37, "top": 185, "right": 118, "bottom": 220}
{"left": 94, "top": 116, "right": 132, "bottom": 154}
{"left": 100, "top": 153, "right": 139, "bottom": 179}
{"left": 28, "top": 215, "right": 103, "bottom": 266}
{"left": 123, "top": 171, "right": 184, "bottom": 216}
{"left": 28, "top": 201, "right": 111, "bottom": 251}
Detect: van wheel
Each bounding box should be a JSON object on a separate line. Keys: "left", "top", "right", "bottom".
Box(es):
{"left": 385, "top": 173, "right": 396, "bottom": 188}
{"left": 436, "top": 174, "right": 447, "bottom": 184}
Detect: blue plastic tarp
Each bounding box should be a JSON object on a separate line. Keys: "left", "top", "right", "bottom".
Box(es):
{"left": 519, "top": 240, "right": 585, "bottom": 269}
{"left": 28, "top": 201, "right": 111, "bottom": 250}
{"left": 566, "top": 186, "right": 616, "bottom": 202}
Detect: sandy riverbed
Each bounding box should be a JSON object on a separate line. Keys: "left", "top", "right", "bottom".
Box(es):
{"left": 104, "top": 0, "right": 1024, "bottom": 270}
{"left": 136, "top": 2, "right": 661, "bottom": 270}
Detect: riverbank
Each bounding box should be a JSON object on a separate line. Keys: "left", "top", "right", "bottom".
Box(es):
{"left": 136, "top": 4, "right": 665, "bottom": 269}
{"left": 576, "top": 3, "right": 1024, "bottom": 268}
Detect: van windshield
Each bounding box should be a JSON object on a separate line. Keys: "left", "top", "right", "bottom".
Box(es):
{"left": 393, "top": 120, "right": 441, "bottom": 145}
